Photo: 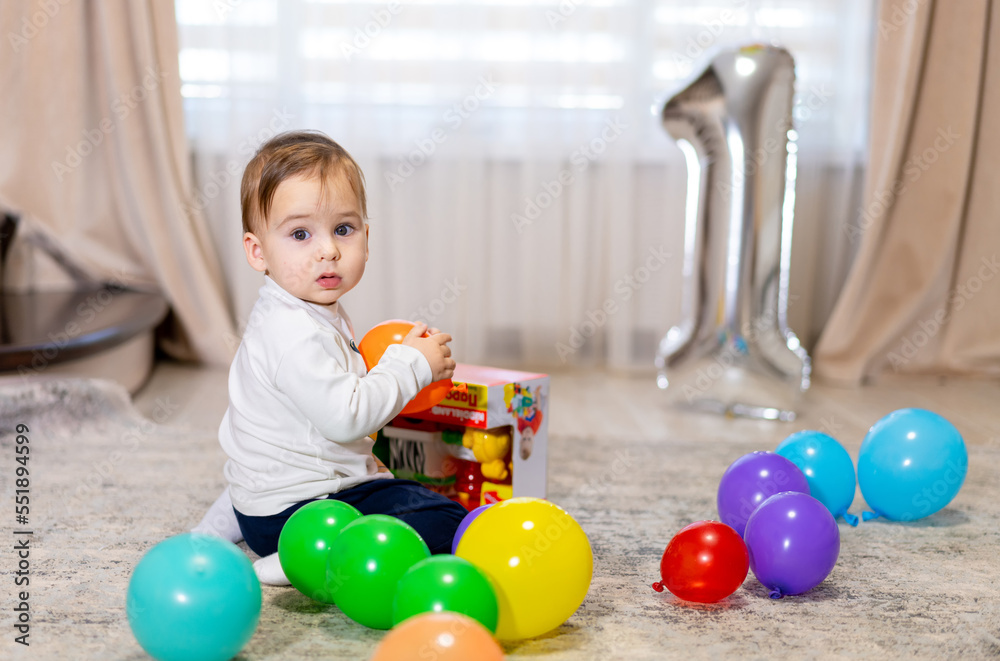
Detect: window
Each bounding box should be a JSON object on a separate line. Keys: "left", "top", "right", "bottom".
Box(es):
{"left": 176, "top": 0, "right": 873, "bottom": 160}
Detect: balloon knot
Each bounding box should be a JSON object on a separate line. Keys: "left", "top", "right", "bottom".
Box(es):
{"left": 862, "top": 511, "right": 879, "bottom": 522}
{"left": 652, "top": 582, "right": 665, "bottom": 593}
{"left": 843, "top": 512, "right": 860, "bottom": 527}
{"left": 768, "top": 588, "right": 783, "bottom": 600}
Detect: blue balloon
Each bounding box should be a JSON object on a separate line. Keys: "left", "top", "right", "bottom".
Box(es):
{"left": 776, "top": 430, "right": 857, "bottom": 524}
{"left": 127, "top": 533, "right": 262, "bottom": 661}
{"left": 857, "top": 408, "right": 967, "bottom": 522}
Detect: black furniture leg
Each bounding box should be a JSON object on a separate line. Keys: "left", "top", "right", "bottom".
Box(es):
{"left": 1, "top": 213, "right": 19, "bottom": 344}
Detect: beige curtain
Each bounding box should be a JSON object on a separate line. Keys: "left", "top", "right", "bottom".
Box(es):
{"left": 0, "top": 0, "right": 235, "bottom": 366}
{"left": 814, "top": 0, "right": 1000, "bottom": 384}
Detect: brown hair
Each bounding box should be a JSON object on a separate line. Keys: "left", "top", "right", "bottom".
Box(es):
{"left": 240, "top": 130, "right": 367, "bottom": 235}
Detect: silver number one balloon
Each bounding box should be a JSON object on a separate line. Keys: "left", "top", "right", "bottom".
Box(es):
{"left": 655, "top": 45, "right": 810, "bottom": 421}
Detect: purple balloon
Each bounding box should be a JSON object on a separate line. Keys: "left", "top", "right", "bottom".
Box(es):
{"left": 451, "top": 504, "right": 493, "bottom": 554}
{"left": 717, "top": 451, "right": 810, "bottom": 537}
{"left": 744, "top": 491, "right": 840, "bottom": 599}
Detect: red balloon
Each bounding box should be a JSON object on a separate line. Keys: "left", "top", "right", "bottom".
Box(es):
{"left": 358, "top": 320, "right": 453, "bottom": 415}
{"left": 652, "top": 520, "right": 749, "bottom": 603}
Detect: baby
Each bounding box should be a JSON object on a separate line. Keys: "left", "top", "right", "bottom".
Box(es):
{"left": 194, "top": 130, "right": 467, "bottom": 585}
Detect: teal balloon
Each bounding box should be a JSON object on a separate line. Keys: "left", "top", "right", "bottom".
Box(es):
{"left": 857, "top": 408, "right": 968, "bottom": 521}
{"left": 278, "top": 500, "right": 362, "bottom": 603}
{"left": 127, "top": 533, "right": 261, "bottom": 661}
{"left": 327, "top": 515, "right": 430, "bottom": 629}
{"left": 776, "top": 430, "right": 856, "bottom": 520}
{"left": 392, "top": 555, "right": 499, "bottom": 632}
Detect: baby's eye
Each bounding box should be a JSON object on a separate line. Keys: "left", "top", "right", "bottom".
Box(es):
{"left": 335, "top": 224, "right": 355, "bottom": 237}
{"left": 292, "top": 229, "right": 310, "bottom": 241}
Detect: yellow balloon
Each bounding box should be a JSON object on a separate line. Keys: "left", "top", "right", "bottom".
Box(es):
{"left": 456, "top": 497, "right": 592, "bottom": 640}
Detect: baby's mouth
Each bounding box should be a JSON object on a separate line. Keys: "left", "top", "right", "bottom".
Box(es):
{"left": 317, "top": 273, "right": 341, "bottom": 288}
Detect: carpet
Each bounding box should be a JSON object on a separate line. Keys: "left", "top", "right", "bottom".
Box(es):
{"left": 1, "top": 378, "right": 999, "bottom": 660}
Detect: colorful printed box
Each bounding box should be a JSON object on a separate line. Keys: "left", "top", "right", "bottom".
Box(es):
{"left": 376, "top": 364, "right": 548, "bottom": 510}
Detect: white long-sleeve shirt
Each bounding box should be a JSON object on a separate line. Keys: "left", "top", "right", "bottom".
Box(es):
{"left": 220, "top": 276, "right": 433, "bottom": 516}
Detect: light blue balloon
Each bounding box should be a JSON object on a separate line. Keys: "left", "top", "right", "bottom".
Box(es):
{"left": 127, "top": 533, "right": 262, "bottom": 661}
{"left": 776, "top": 430, "right": 857, "bottom": 524}
{"left": 857, "top": 408, "right": 967, "bottom": 522}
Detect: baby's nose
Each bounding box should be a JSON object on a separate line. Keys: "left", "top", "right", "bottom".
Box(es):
{"left": 317, "top": 237, "right": 340, "bottom": 260}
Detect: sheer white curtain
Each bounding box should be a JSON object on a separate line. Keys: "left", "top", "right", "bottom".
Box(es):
{"left": 176, "top": 0, "right": 873, "bottom": 370}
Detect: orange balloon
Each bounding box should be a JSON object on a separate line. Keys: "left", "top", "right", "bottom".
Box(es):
{"left": 369, "top": 612, "right": 505, "bottom": 661}
{"left": 358, "top": 320, "right": 453, "bottom": 415}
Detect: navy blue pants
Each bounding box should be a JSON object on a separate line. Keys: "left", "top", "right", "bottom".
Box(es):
{"left": 234, "top": 478, "right": 467, "bottom": 557}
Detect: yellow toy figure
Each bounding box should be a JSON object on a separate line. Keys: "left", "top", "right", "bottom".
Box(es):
{"left": 462, "top": 427, "right": 512, "bottom": 481}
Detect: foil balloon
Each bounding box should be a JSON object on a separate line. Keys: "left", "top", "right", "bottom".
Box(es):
{"left": 655, "top": 44, "right": 810, "bottom": 421}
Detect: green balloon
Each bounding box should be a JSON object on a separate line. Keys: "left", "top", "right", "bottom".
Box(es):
{"left": 277, "top": 500, "right": 362, "bottom": 603}
{"left": 392, "top": 555, "right": 499, "bottom": 632}
{"left": 327, "top": 515, "right": 430, "bottom": 629}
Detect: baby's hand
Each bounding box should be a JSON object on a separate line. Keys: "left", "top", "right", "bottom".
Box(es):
{"left": 402, "top": 322, "right": 456, "bottom": 382}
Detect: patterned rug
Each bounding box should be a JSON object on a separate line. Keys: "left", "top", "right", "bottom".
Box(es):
{"left": 1, "top": 379, "right": 999, "bottom": 660}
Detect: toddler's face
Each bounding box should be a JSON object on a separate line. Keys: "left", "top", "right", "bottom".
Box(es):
{"left": 244, "top": 172, "right": 368, "bottom": 307}
{"left": 519, "top": 428, "right": 534, "bottom": 460}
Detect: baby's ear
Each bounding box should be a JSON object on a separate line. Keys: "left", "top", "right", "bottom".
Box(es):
{"left": 243, "top": 232, "right": 267, "bottom": 272}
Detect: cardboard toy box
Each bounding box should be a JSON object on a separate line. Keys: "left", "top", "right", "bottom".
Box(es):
{"left": 375, "top": 364, "right": 548, "bottom": 511}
